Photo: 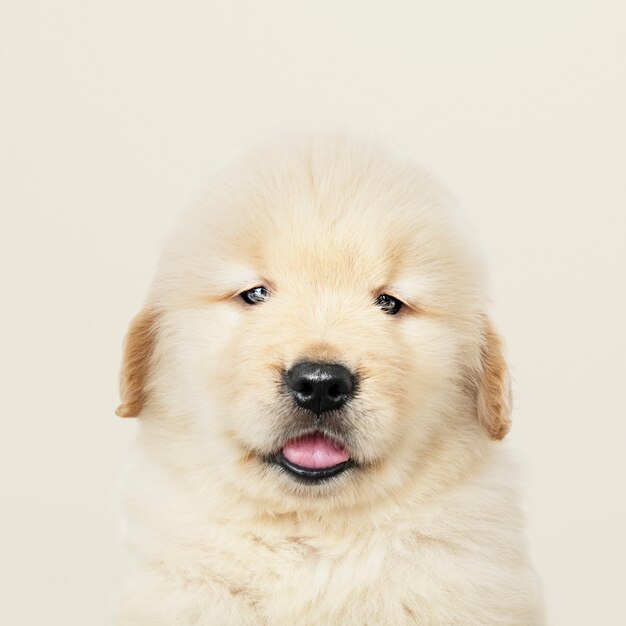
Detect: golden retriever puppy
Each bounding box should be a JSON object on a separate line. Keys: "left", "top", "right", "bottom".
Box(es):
{"left": 115, "top": 136, "right": 544, "bottom": 625}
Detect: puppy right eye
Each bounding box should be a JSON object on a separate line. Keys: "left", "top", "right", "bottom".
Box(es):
{"left": 240, "top": 286, "right": 270, "bottom": 305}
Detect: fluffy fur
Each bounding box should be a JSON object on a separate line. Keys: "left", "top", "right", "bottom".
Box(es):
{"left": 115, "top": 136, "right": 544, "bottom": 625}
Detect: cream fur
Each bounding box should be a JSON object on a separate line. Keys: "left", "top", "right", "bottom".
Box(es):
{"left": 115, "top": 136, "right": 544, "bottom": 625}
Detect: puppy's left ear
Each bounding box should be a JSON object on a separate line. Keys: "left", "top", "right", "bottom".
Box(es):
{"left": 115, "top": 308, "right": 159, "bottom": 418}
{"left": 475, "top": 318, "right": 512, "bottom": 440}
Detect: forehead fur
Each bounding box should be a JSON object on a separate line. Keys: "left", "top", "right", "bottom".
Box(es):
{"left": 153, "top": 135, "right": 486, "bottom": 316}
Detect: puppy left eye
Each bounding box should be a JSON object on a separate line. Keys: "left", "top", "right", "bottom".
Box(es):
{"left": 376, "top": 294, "right": 403, "bottom": 315}
{"left": 240, "top": 286, "right": 270, "bottom": 305}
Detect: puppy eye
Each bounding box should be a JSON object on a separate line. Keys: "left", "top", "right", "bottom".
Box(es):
{"left": 376, "top": 293, "right": 403, "bottom": 315}
{"left": 240, "top": 286, "right": 270, "bottom": 305}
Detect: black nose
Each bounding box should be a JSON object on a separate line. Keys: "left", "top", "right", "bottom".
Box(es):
{"left": 285, "top": 362, "right": 355, "bottom": 415}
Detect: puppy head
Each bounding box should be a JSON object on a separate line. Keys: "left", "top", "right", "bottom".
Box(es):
{"left": 117, "top": 137, "right": 511, "bottom": 511}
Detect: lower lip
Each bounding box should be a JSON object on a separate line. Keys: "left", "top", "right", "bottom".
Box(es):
{"left": 274, "top": 451, "right": 354, "bottom": 482}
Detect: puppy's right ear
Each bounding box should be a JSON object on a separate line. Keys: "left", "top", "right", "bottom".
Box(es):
{"left": 115, "top": 309, "right": 159, "bottom": 418}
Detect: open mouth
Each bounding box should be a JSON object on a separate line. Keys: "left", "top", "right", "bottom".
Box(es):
{"left": 273, "top": 432, "right": 354, "bottom": 482}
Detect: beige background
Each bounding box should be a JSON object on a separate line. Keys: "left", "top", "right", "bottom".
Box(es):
{"left": 1, "top": 1, "right": 624, "bottom": 625}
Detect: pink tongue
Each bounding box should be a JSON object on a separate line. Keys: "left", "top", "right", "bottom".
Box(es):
{"left": 282, "top": 434, "right": 350, "bottom": 469}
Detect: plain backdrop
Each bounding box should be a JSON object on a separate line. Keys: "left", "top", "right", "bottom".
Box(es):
{"left": 1, "top": 1, "right": 624, "bottom": 625}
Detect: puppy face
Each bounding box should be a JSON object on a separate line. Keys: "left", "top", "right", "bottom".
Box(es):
{"left": 117, "top": 138, "right": 511, "bottom": 511}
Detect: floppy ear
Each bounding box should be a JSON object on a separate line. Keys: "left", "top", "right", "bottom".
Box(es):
{"left": 115, "top": 309, "right": 159, "bottom": 418}
{"left": 475, "top": 318, "right": 512, "bottom": 440}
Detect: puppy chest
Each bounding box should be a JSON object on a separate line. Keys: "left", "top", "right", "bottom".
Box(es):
{"left": 204, "top": 531, "right": 420, "bottom": 619}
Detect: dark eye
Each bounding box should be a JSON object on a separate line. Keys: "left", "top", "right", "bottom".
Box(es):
{"left": 376, "top": 293, "right": 403, "bottom": 315}
{"left": 240, "top": 286, "right": 270, "bottom": 305}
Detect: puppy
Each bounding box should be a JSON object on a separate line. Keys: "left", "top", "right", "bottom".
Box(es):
{"left": 115, "top": 136, "right": 544, "bottom": 625}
